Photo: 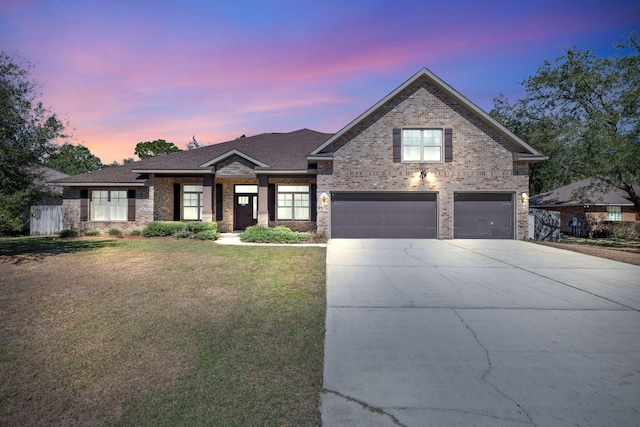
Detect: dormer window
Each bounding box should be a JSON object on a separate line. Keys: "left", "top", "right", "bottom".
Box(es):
{"left": 402, "top": 129, "right": 442, "bottom": 162}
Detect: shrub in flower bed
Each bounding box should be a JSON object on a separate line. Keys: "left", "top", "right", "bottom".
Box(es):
{"left": 239, "top": 225, "right": 305, "bottom": 243}
{"left": 142, "top": 221, "right": 219, "bottom": 240}
{"left": 142, "top": 221, "right": 187, "bottom": 237}
{"left": 108, "top": 228, "right": 123, "bottom": 238}
{"left": 58, "top": 229, "right": 78, "bottom": 238}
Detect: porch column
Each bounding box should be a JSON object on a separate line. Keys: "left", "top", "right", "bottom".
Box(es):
{"left": 202, "top": 173, "right": 213, "bottom": 222}
{"left": 257, "top": 174, "right": 269, "bottom": 227}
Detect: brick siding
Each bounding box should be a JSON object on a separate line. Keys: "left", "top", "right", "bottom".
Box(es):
{"left": 317, "top": 75, "right": 530, "bottom": 239}
{"left": 61, "top": 183, "right": 153, "bottom": 234}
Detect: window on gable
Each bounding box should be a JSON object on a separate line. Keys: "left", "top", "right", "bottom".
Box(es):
{"left": 277, "top": 185, "right": 310, "bottom": 221}
{"left": 91, "top": 190, "right": 127, "bottom": 221}
{"left": 402, "top": 129, "right": 442, "bottom": 162}
{"left": 607, "top": 206, "right": 622, "bottom": 221}
{"left": 183, "top": 185, "right": 203, "bottom": 220}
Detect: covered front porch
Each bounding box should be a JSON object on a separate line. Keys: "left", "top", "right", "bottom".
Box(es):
{"left": 153, "top": 174, "right": 317, "bottom": 233}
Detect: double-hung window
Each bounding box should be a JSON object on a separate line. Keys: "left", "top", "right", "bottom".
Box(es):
{"left": 277, "top": 185, "right": 310, "bottom": 220}
{"left": 91, "top": 190, "right": 127, "bottom": 221}
{"left": 607, "top": 206, "right": 622, "bottom": 221}
{"left": 183, "top": 185, "right": 203, "bottom": 220}
{"left": 402, "top": 129, "right": 442, "bottom": 162}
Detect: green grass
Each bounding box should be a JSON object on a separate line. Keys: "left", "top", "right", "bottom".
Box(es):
{"left": 0, "top": 237, "right": 326, "bottom": 426}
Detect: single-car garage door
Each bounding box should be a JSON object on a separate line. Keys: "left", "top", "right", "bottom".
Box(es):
{"left": 331, "top": 192, "right": 437, "bottom": 238}
{"left": 454, "top": 193, "right": 514, "bottom": 239}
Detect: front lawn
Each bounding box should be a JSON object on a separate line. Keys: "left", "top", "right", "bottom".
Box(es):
{"left": 0, "top": 237, "right": 326, "bottom": 426}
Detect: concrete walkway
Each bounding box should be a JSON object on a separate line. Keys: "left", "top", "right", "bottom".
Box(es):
{"left": 321, "top": 239, "right": 640, "bottom": 426}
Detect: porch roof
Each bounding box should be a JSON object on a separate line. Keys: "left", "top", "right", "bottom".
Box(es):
{"left": 50, "top": 129, "right": 333, "bottom": 185}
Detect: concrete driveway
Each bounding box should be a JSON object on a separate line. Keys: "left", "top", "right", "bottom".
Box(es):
{"left": 321, "top": 239, "right": 640, "bottom": 426}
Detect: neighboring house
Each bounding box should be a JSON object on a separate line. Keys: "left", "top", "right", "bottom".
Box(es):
{"left": 51, "top": 68, "right": 545, "bottom": 239}
{"left": 530, "top": 177, "right": 640, "bottom": 237}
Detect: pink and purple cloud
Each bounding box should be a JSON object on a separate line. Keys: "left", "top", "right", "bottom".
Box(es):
{"left": 1, "top": 0, "right": 638, "bottom": 164}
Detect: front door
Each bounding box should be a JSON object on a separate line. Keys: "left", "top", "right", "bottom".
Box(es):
{"left": 234, "top": 194, "right": 257, "bottom": 230}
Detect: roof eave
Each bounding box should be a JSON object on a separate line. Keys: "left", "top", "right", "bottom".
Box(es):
{"left": 51, "top": 182, "right": 147, "bottom": 187}
{"left": 253, "top": 169, "right": 316, "bottom": 175}
{"left": 131, "top": 169, "right": 209, "bottom": 174}
{"left": 514, "top": 154, "right": 548, "bottom": 163}
{"left": 307, "top": 155, "right": 333, "bottom": 161}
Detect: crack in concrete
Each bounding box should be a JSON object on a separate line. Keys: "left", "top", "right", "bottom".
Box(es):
{"left": 453, "top": 309, "right": 536, "bottom": 426}
{"left": 323, "top": 389, "right": 406, "bottom": 426}
{"left": 379, "top": 265, "right": 415, "bottom": 307}
{"left": 403, "top": 247, "right": 431, "bottom": 266}
{"left": 393, "top": 406, "right": 535, "bottom": 425}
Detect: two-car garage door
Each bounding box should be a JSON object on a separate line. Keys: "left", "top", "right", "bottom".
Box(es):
{"left": 331, "top": 193, "right": 437, "bottom": 238}
{"left": 331, "top": 192, "right": 514, "bottom": 239}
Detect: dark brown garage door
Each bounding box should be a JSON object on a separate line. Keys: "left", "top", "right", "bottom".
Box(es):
{"left": 454, "top": 193, "right": 514, "bottom": 239}
{"left": 331, "top": 193, "right": 437, "bottom": 238}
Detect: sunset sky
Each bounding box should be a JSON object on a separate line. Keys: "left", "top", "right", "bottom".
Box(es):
{"left": 1, "top": 0, "right": 639, "bottom": 164}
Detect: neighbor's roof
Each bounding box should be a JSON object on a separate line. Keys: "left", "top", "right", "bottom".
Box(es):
{"left": 309, "top": 67, "right": 546, "bottom": 162}
{"left": 530, "top": 177, "right": 638, "bottom": 207}
{"left": 50, "top": 129, "right": 333, "bottom": 185}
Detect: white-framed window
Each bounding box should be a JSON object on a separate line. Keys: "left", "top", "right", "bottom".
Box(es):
{"left": 91, "top": 190, "right": 127, "bottom": 221}
{"left": 607, "top": 206, "right": 622, "bottom": 221}
{"left": 183, "top": 185, "right": 203, "bottom": 220}
{"left": 277, "top": 185, "right": 310, "bottom": 220}
{"left": 402, "top": 129, "right": 442, "bottom": 162}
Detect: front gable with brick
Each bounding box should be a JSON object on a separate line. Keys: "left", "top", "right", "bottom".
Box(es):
{"left": 310, "top": 68, "right": 545, "bottom": 239}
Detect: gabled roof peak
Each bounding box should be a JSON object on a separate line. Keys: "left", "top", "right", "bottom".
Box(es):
{"left": 309, "top": 67, "right": 545, "bottom": 160}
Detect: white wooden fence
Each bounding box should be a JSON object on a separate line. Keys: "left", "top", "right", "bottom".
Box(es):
{"left": 30, "top": 205, "right": 63, "bottom": 236}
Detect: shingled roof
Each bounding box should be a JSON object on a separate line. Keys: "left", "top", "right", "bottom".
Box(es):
{"left": 50, "top": 129, "right": 333, "bottom": 185}
{"left": 530, "top": 177, "right": 638, "bottom": 207}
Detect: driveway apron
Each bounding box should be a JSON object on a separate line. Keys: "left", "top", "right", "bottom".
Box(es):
{"left": 321, "top": 239, "right": 640, "bottom": 426}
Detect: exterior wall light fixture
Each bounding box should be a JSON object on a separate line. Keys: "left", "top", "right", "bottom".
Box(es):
{"left": 320, "top": 192, "right": 329, "bottom": 204}
{"left": 521, "top": 192, "right": 528, "bottom": 203}
{"left": 420, "top": 169, "right": 435, "bottom": 182}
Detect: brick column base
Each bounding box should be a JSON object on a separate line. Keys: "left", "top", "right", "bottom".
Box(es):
{"left": 257, "top": 213, "right": 269, "bottom": 227}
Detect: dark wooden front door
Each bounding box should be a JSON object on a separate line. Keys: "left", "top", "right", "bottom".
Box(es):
{"left": 234, "top": 194, "right": 256, "bottom": 230}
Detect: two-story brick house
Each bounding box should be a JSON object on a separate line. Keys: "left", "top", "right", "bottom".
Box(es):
{"left": 52, "top": 68, "right": 545, "bottom": 239}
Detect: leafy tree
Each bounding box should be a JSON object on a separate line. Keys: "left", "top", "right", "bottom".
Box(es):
{"left": 134, "top": 139, "right": 182, "bottom": 159}
{"left": 0, "top": 52, "right": 66, "bottom": 234}
{"left": 46, "top": 143, "right": 102, "bottom": 175}
{"left": 491, "top": 31, "right": 640, "bottom": 214}
{"left": 106, "top": 157, "right": 135, "bottom": 167}
{"left": 186, "top": 135, "right": 202, "bottom": 150}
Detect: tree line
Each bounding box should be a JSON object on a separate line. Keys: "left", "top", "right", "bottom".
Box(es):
{"left": 1, "top": 31, "right": 638, "bottom": 234}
